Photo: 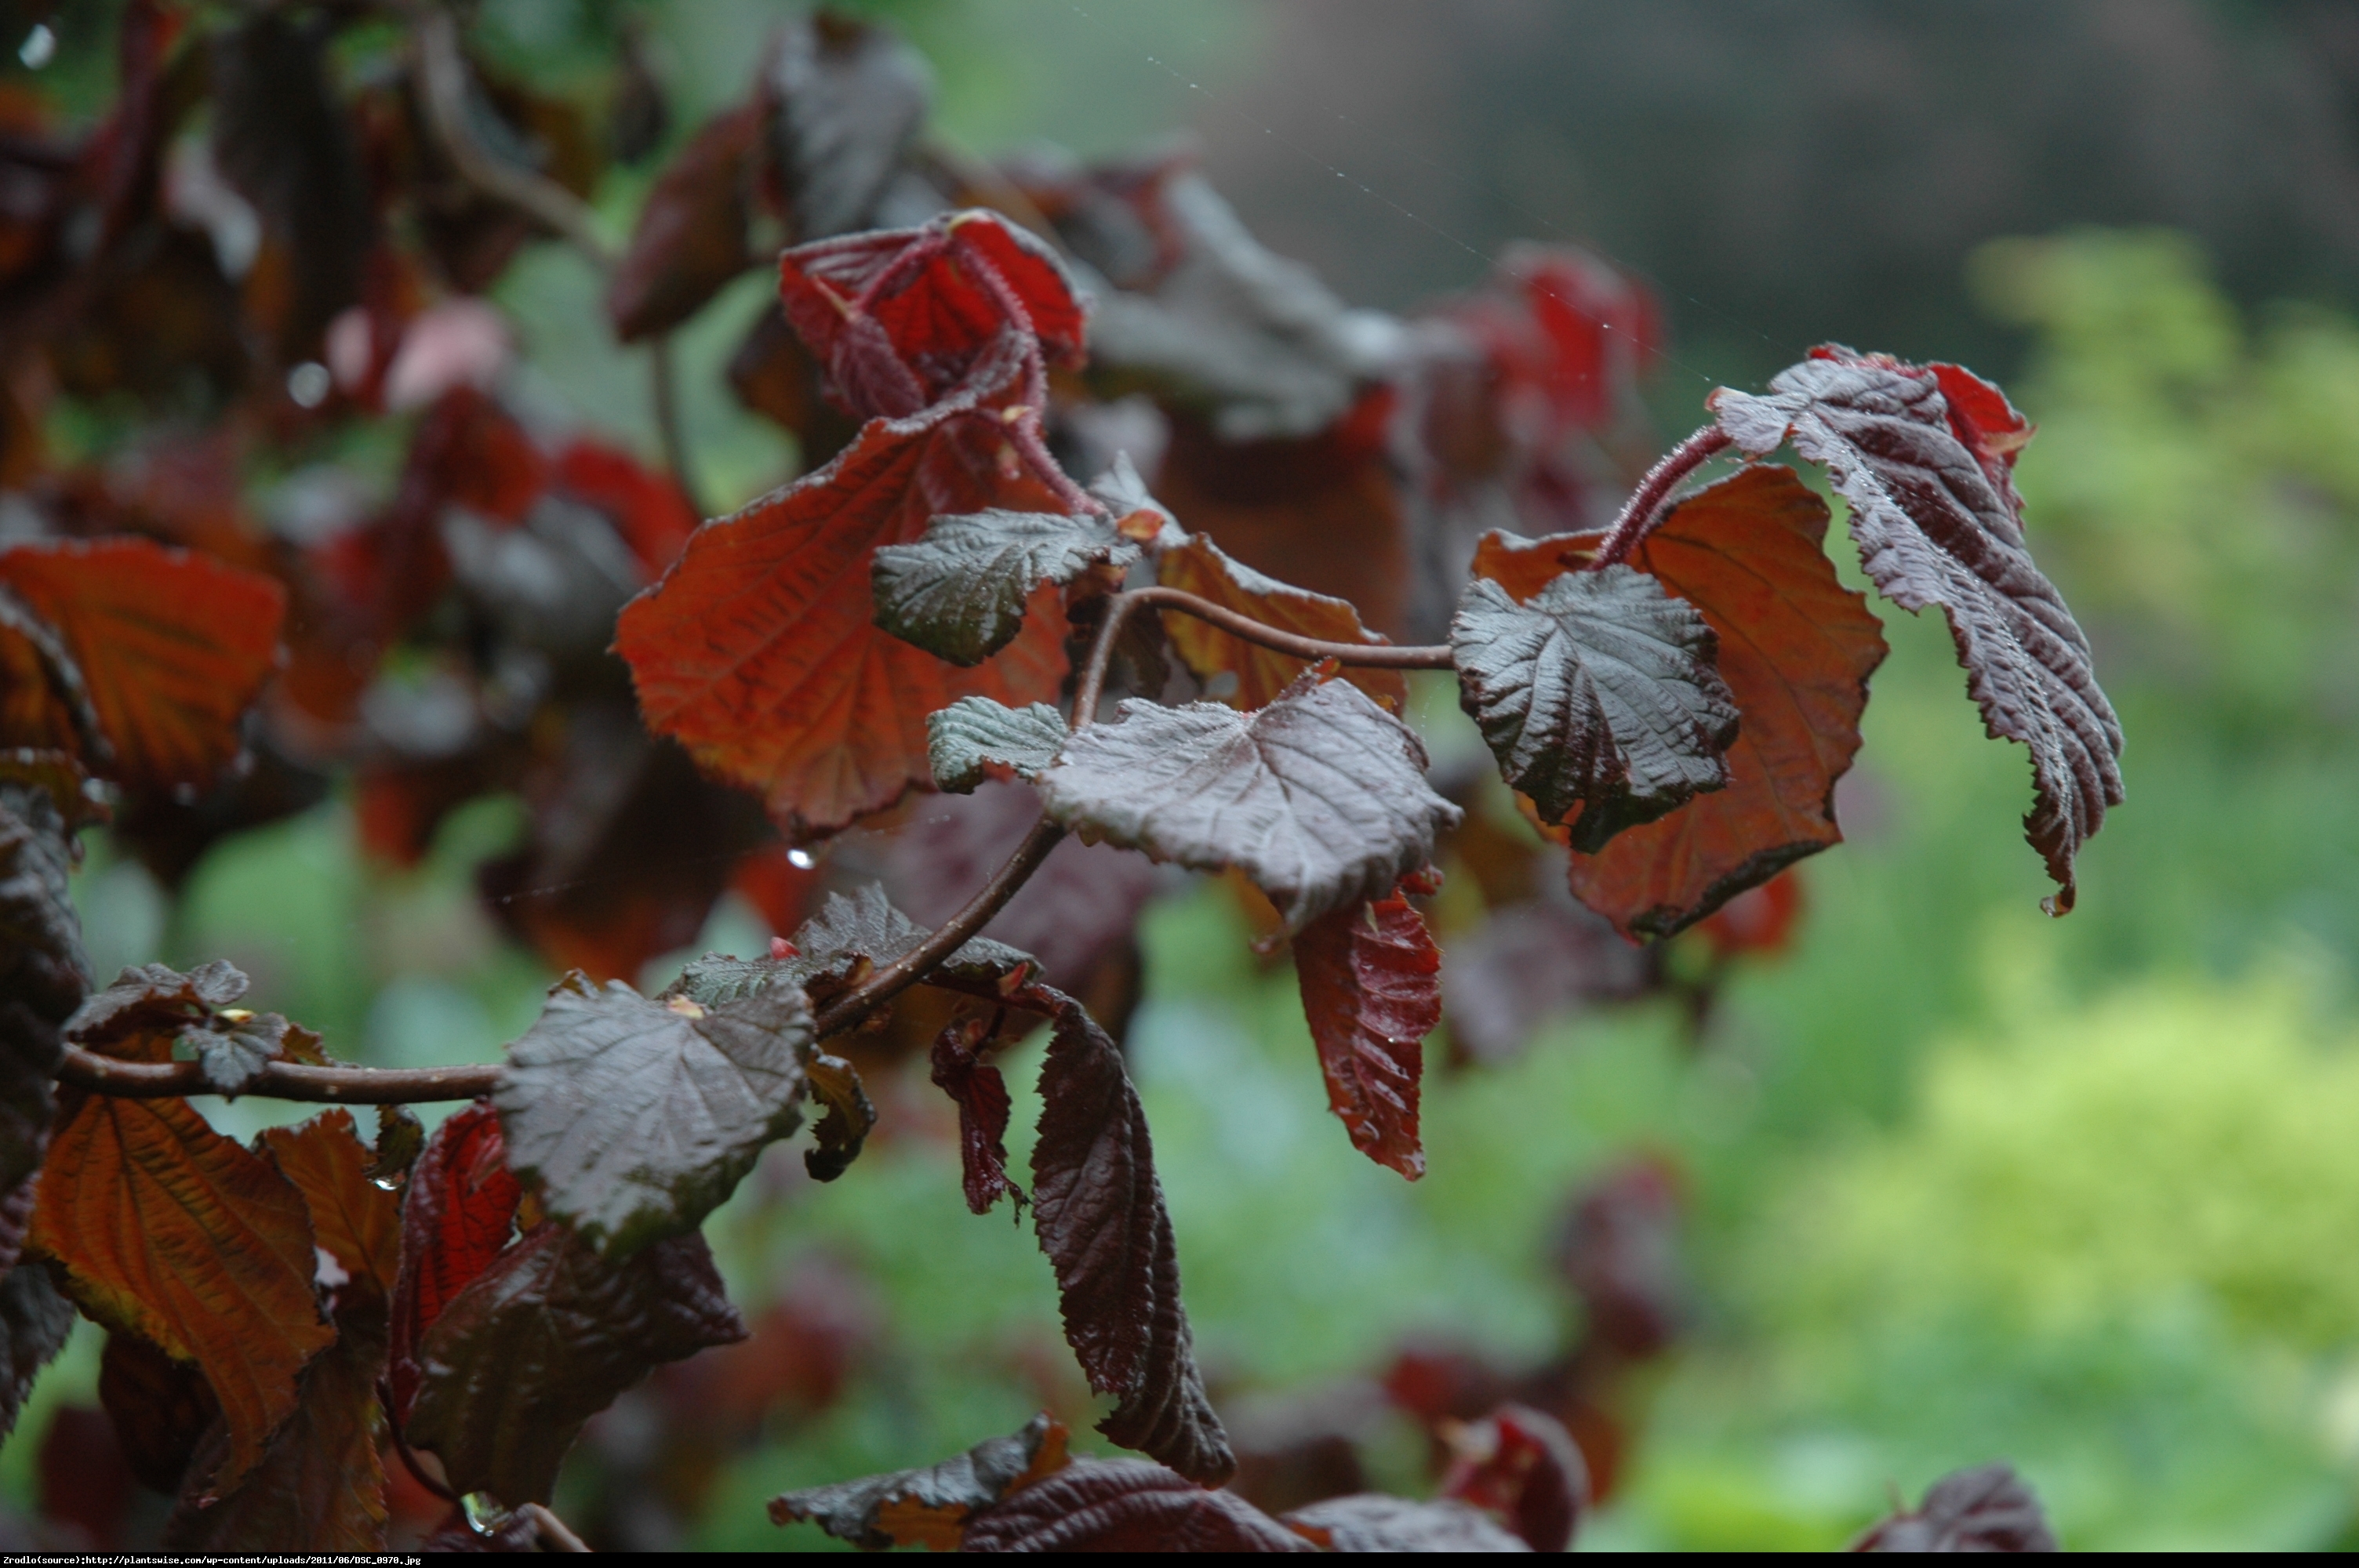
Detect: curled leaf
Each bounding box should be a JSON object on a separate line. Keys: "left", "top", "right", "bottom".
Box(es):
{"left": 388, "top": 1104, "right": 521, "bottom": 1425}
{"left": 962, "top": 1458, "right": 1313, "bottom": 1552}
{"left": 405, "top": 1224, "right": 746, "bottom": 1507}
{"left": 1038, "top": 674, "right": 1460, "bottom": 933}
{"left": 1451, "top": 570, "right": 1737, "bottom": 854}
{"left": 607, "top": 100, "right": 765, "bottom": 341}
{"left": 1851, "top": 1462, "right": 2059, "bottom": 1553}
{"left": 928, "top": 697, "right": 1067, "bottom": 793}
{"left": 930, "top": 1013, "right": 1024, "bottom": 1216}
{"left": 1712, "top": 349, "right": 2121, "bottom": 913}
{"left": 771, "top": 1410, "right": 1067, "bottom": 1550}
{"left": 1292, "top": 885, "right": 1439, "bottom": 1179}
{"left": 1031, "top": 998, "right": 1232, "bottom": 1484}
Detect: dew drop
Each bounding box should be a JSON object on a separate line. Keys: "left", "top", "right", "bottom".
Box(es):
{"left": 787, "top": 848, "right": 816, "bottom": 870}
{"left": 18, "top": 25, "right": 53, "bottom": 69}
{"left": 285, "top": 361, "right": 333, "bottom": 408}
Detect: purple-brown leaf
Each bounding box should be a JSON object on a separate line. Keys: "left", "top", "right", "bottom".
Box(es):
{"left": 1851, "top": 1461, "right": 2059, "bottom": 1552}
{"left": 1292, "top": 884, "right": 1440, "bottom": 1180}
{"left": 1712, "top": 350, "right": 2121, "bottom": 913}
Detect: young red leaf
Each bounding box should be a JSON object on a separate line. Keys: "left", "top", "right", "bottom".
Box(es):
{"left": 778, "top": 212, "right": 1087, "bottom": 415}
{"left": 962, "top": 1457, "right": 1313, "bottom": 1552}
{"left": 765, "top": 11, "right": 932, "bottom": 241}
{"left": 495, "top": 971, "right": 813, "bottom": 1257}
{"left": 551, "top": 440, "right": 699, "bottom": 580}
{"left": 1156, "top": 532, "right": 1408, "bottom": 713}
{"left": 1451, "top": 568, "right": 1739, "bottom": 854}
{"left": 388, "top": 1103, "right": 521, "bottom": 1425}
{"left": 1439, "top": 1403, "right": 1589, "bottom": 1552}
{"left": 29, "top": 1090, "right": 334, "bottom": 1494}
{"left": 404, "top": 1223, "right": 747, "bottom": 1507}
{"left": 259, "top": 1110, "right": 401, "bottom": 1304}
{"left": 1037, "top": 674, "right": 1461, "bottom": 933}
{"left": 929, "top": 1013, "right": 1024, "bottom": 1215}
{"left": 161, "top": 1323, "right": 389, "bottom": 1552}
{"left": 1713, "top": 350, "right": 2122, "bottom": 913}
{"left": 0, "top": 539, "right": 285, "bottom": 793}
{"left": 615, "top": 339, "right": 1073, "bottom": 837}
{"left": 1030, "top": 999, "right": 1233, "bottom": 1484}
{"left": 771, "top": 1410, "right": 1068, "bottom": 1549}
{"left": 1292, "top": 884, "right": 1440, "bottom": 1179}
{"left": 1850, "top": 1462, "right": 2059, "bottom": 1552}
{"left": 1476, "top": 464, "right": 1888, "bottom": 938}
{"left": 607, "top": 100, "right": 765, "bottom": 342}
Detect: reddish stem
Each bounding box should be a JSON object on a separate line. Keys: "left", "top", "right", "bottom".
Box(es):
{"left": 1588, "top": 425, "right": 1733, "bottom": 568}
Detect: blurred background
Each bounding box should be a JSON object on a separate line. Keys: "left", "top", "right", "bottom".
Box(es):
{"left": 13, "top": 0, "right": 2359, "bottom": 1550}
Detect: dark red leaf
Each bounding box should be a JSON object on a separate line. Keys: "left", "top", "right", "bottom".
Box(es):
{"left": 725, "top": 300, "right": 861, "bottom": 463}
{"left": 772, "top": 1410, "right": 1068, "bottom": 1550}
{"left": 1439, "top": 1404, "right": 1588, "bottom": 1552}
{"left": 1477, "top": 464, "right": 1888, "bottom": 938}
{"left": 1292, "top": 885, "right": 1440, "bottom": 1179}
{"left": 552, "top": 440, "right": 697, "bottom": 579}
{"left": 884, "top": 780, "right": 1157, "bottom": 995}
{"left": 765, "top": 12, "right": 932, "bottom": 241}
{"left": 616, "top": 338, "right": 1070, "bottom": 836}
{"left": 30, "top": 1089, "right": 333, "bottom": 1493}
{"left": 1441, "top": 898, "right": 1656, "bottom": 1065}
{"left": 1552, "top": 1157, "right": 1688, "bottom": 1363}
{"left": 161, "top": 1319, "right": 389, "bottom": 1552}
{"left": 1030, "top": 998, "right": 1233, "bottom": 1484}
{"left": 1851, "top": 1462, "right": 2059, "bottom": 1552}
{"left": 387, "top": 1103, "right": 519, "bottom": 1425}
{"left": 1714, "top": 350, "right": 2120, "bottom": 913}
{"left": 1153, "top": 390, "right": 1417, "bottom": 641}
{"left": 0, "top": 539, "right": 286, "bottom": 793}
{"left": 777, "top": 211, "right": 1087, "bottom": 416}
{"left": 1278, "top": 1492, "right": 1530, "bottom": 1552}
{"left": 404, "top": 1224, "right": 746, "bottom": 1507}
{"left": 98, "top": 1330, "right": 217, "bottom": 1494}
{"left": 607, "top": 100, "right": 764, "bottom": 342}
{"left": 260, "top": 1109, "right": 402, "bottom": 1306}
{"left": 961, "top": 1457, "right": 1312, "bottom": 1552}
{"left": 929, "top": 1012, "right": 1023, "bottom": 1216}
{"left": 1692, "top": 871, "right": 1804, "bottom": 961}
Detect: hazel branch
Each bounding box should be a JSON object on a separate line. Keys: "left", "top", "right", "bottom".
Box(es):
{"left": 1588, "top": 424, "right": 1734, "bottom": 568}
{"left": 57, "top": 1047, "right": 500, "bottom": 1104}
{"left": 1123, "top": 587, "right": 1453, "bottom": 670}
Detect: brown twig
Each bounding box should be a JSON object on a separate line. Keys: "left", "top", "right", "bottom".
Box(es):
{"left": 411, "top": 10, "right": 615, "bottom": 270}
{"left": 1123, "top": 587, "right": 1454, "bottom": 670}
{"left": 648, "top": 334, "right": 703, "bottom": 517}
{"left": 58, "top": 1047, "right": 500, "bottom": 1104}
{"left": 1588, "top": 424, "right": 1734, "bottom": 568}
